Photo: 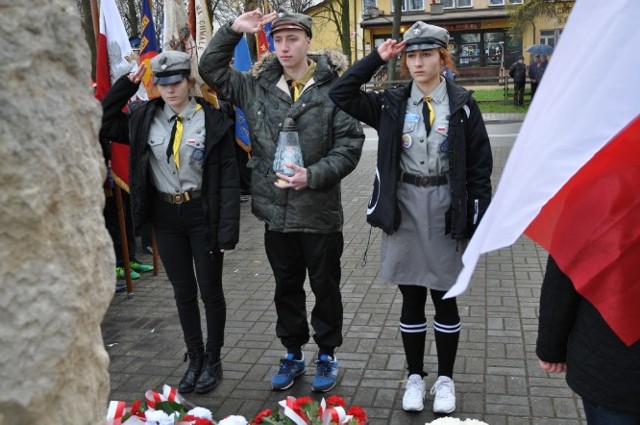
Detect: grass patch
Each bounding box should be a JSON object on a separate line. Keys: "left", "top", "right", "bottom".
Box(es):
{"left": 467, "top": 87, "right": 531, "bottom": 114}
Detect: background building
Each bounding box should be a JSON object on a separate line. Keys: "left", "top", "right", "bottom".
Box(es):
{"left": 305, "top": 0, "right": 571, "bottom": 79}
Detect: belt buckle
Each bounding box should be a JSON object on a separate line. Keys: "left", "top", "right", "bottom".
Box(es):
{"left": 420, "top": 176, "right": 431, "bottom": 186}
{"left": 171, "top": 193, "right": 184, "bottom": 204}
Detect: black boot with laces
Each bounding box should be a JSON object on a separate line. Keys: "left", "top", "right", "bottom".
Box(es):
{"left": 178, "top": 348, "right": 203, "bottom": 393}
{"left": 194, "top": 352, "right": 223, "bottom": 394}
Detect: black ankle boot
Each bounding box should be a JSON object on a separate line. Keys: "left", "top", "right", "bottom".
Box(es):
{"left": 178, "top": 348, "right": 203, "bottom": 393}
{"left": 194, "top": 352, "right": 223, "bottom": 394}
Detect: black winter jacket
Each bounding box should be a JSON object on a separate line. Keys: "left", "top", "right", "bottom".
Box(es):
{"left": 537, "top": 256, "right": 640, "bottom": 413}
{"left": 509, "top": 62, "right": 527, "bottom": 84}
{"left": 100, "top": 75, "right": 240, "bottom": 252}
{"left": 329, "top": 51, "right": 492, "bottom": 239}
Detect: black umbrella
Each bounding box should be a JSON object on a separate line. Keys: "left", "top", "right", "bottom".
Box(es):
{"left": 526, "top": 44, "right": 554, "bottom": 56}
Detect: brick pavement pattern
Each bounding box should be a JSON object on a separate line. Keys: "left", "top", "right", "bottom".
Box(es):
{"left": 103, "top": 142, "right": 586, "bottom": 424}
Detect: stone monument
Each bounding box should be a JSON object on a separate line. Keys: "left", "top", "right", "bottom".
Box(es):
{"left": 0, "top": 1, "right": 114, "bottom": 423}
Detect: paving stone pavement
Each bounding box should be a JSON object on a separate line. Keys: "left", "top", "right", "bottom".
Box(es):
{"left": 102, "top": 136, "right": 586, "bottom": 424}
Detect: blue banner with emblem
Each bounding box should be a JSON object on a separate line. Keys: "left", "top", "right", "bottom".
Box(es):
{"left": 234, "top": 35, "right": 252, "bottom": 152}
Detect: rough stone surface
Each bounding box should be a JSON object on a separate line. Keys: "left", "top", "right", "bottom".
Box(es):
{"left": 0, "top": 1, "right": 113, "bottom": 424}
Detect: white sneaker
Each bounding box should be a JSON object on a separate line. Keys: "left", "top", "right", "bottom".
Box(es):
{"left": 430, "top": 376, "right": 456, "bottom": 413}
{"left": 402, "top": 374, "right": 426, "bottom": 412}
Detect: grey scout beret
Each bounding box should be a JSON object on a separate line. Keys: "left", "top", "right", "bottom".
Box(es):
{"left": 403, "top": 21, "right": 449, "bottom": 52}
{"left": 151, "top": 50, "right": 191, "bottom": 85}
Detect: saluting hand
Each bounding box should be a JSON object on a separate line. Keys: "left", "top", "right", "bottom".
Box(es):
{"left": 377, "top": 39, "right": 407, "bottom": 62}
{"left": 231, "top": 9, "right": 277, "bottom": 34}
{"left": 128, "top": 63, "right": 146, "bottom": 84}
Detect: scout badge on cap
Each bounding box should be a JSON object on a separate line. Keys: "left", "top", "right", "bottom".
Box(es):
{"left": 403, "top": 21, "right": 450, "bottom": 52}
{"left": 150, "top": 50, "right": 191, "bottom": 85}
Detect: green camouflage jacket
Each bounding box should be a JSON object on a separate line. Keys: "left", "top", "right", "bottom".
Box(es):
{"left": 199, "top": 25, "right": 364, "bottom": 233}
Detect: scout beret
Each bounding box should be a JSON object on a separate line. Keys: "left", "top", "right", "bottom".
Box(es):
{"left": 403, "top": 21, "right": 449, "bottom": 52}
{"left": 151, "top": 50, "right": 191, "bottom": 85}
{"left": 271, "top": 9, "right": 313, "bottom": 38}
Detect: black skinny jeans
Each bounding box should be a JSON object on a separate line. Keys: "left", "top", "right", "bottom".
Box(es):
{"left": 152, "top": 198, "right": 225, "bottom": 354}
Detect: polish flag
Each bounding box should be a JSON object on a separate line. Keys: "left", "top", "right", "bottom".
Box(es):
{"left": 446, "top": 0, "right": 640, "bottom": 346}
{"left": 95, "top": 0, "right": 134, "bottom": 101}
{"left": 95, "top": 0, "right": 134, "bottom": 191}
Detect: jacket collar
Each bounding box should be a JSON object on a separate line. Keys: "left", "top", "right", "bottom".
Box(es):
{"left": 250, "top": 49, "right": 348, "bottom": 87}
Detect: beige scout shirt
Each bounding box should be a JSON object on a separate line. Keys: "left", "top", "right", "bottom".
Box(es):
{"left": 400, "top": 77, "right": 451, "bottom": 176}
{"left": 147, "top": 98, "right": 206, "bottom": 194}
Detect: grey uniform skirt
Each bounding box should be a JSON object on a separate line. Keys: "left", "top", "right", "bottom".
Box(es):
{"left": 380, "top": 180, "right": 464, "bottom": 291}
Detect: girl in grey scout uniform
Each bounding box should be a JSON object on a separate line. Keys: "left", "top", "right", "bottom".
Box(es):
{"left": 330, "top": 22, "right": 492, "bottom": 414}
{"left": 100, "top": 51, "right": 240, "bottom": 395}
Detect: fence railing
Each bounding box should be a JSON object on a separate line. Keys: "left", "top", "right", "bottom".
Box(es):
{"left": 363, "top": 76, "right": 532, "bottom": 102}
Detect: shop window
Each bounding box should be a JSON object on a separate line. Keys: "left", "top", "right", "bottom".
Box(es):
{"left": 484, "top": 31, "right": 505, "bottom": 65}
{"left": 457, "top": 32, "right": 480, "bottom": 66}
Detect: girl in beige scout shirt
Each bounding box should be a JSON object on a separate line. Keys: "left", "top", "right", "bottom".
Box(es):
{"left": 100, "top": 50, "right": 240, "bottom": 395}
{"left": 330, "top": 21, "right": 492, "bottom": 414}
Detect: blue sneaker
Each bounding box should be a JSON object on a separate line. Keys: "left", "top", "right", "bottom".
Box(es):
{"left": 312, "top": 354, "right": 339, "bottom": 392}
{"left": 271, "top": 353, "right": 306, "bottom": 390}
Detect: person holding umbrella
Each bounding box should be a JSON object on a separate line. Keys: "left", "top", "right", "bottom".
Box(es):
{"left": 526, "top": 44, "right": 553, "bottom": 99}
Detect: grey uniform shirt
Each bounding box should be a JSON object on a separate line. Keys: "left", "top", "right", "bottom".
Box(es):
{"left": 400, "top": 77, "right": 451, "bottom": 176}
{"left": 147, "top": 98, "right": 206, "bottom": 194}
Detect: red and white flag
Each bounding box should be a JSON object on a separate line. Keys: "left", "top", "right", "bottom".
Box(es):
{"left": 95, "top": 0, "right": 135, "bottom": 101}
{"left": 95, "top": 0, "right": 136, "bottom": 191}
{"left": 447, "top": 0, "right": 640, "bottom": 346}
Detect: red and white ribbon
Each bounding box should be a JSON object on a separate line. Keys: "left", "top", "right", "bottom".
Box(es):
{"left": 279, "top": 396, "right": 307, "bottom": 425}
{"left": 106, "top": 400, "right": 127, "bottom": 423}
{"left": 319, "top": 398, "right": 353, "bottom": 425}
{"left": 145, "top": 384, "right": 183, "bottom": 409}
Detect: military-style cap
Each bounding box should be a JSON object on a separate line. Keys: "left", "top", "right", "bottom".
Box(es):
{"left": 150, "top": 50, "right": 191, "bottom": 85}
{"left": 403, "top": 21, "right": 449, "bottom": 52}
{"left": 271, "top": 9, "right": 313, "bottom": 38}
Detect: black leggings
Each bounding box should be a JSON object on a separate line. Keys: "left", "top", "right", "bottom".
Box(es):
{"left": 153, "top": 199, "right": 225, "bottom": 356}
{"left": 399, "top": 285, "right": 460, "bottom": 378}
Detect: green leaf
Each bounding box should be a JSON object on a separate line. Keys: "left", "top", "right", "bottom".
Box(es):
{"left": 154, "top": 400, "right": 187, "bottom": 415}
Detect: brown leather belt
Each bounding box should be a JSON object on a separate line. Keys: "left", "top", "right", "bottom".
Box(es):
{"left": 157, "top": 190, "right": 202, "bottom": 204}
{"left": 401, "top": 173, "right": 448, "bottom": 187}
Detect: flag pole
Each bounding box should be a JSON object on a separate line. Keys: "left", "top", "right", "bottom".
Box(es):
{"left": 115, "top": 186, "right": 134, "bottom": 295}
{"left": 90, "top": 0, "right": 100, "bottom": 47}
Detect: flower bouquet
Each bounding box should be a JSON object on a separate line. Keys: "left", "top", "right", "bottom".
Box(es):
{"left": 216, "top": 395, "right": 367, "bottom": 425}
{"left": 106, "top": 385, "right": 214, "bottom": 425}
